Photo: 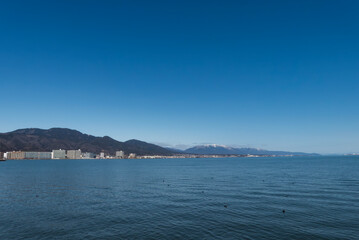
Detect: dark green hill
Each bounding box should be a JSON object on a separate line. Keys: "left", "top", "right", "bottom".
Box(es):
{"left": 0, "top": 128, "right": 174, "bottom": 156}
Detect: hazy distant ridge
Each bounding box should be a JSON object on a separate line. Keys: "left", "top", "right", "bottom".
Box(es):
{"left": 183, "top": 144, "right": 316, "bottom": 156}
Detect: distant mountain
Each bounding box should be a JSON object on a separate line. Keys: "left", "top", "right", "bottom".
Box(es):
{"left": 0, "top": 128, "right": 173, "bottom": 156}
{"left": 0, "top": 128, "right": 318, "bottom": 157}
{"left": 184, "top": 144, "right": 316, "bottom": 156}
{"left": 165, "top": 147, "right": 185, "bottom": 153}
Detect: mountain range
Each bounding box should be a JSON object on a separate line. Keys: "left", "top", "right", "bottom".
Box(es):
{"left": 0, "top": 128, "right": 316, "bottom": 156}
{"left": 182, "top": 144, "right": 315, "bottom": 156}
{"left": 0, "top": 128, "right": 173, "bottom": 156}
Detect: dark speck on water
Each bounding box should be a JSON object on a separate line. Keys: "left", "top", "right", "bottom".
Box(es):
{"left": 0, "top": 156, "right": 358, "bottom": 239}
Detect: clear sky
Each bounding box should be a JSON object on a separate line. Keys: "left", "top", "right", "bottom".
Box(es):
{"left": 0, "top": 0, "right": 358, "bottom": 154}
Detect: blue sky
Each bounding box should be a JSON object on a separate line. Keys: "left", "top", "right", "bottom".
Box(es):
{"left": 0, "top": 0, "right": 358, "bottom": 154}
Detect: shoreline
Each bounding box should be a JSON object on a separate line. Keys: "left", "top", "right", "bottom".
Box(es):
{"left": 1, "top": 154, "right": 321, "bottom": 161}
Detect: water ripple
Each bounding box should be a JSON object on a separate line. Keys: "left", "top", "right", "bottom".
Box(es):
{"left": 0, "top": 156, "right": 359, "bottom": 239}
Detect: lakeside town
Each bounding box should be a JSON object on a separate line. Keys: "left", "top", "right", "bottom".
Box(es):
{"left": 1, "top": 149, "right": 135, "bottom": 160}
{"left": 0, "top": 149, "right": 283, "bottom": 161}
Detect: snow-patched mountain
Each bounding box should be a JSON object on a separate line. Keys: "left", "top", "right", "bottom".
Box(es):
{"left": 184, "top": 144, "right": 314, "bottom": 156}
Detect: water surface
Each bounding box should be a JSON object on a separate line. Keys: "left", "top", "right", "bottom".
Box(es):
{"left": 0, "top": 156, "right": 358, "bottom": 239}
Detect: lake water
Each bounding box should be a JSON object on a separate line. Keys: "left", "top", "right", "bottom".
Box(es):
{"left": 0, "top": 156, "right": 358, "bottom": 239}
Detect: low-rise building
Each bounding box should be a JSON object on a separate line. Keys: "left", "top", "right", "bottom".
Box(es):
{"left": 82, "top": 152, "right": 95, "bottom": 159}
{"left": 128, "top": 153, "right": 136, "bottom": 159}
{"left": 115, "top": 151, "right": 125, "bottom": 159}
{"left": 52, "top": 149, "right": 66, "bottom": 159}
{"left": 0, "top": 152, "right": 4, "bottom": 159}
{"left": 100, "top": 152, "right": 105, "bottom": 159}
{"left": 67, "top": 149, "right": 82, "bottom": 159}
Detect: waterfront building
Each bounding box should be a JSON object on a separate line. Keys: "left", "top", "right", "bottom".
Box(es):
{"left": 24, "top": 152, "right": 52, "bottom": 159}
{"left": 24, "top": 152, "right": 37, "bottom": 159}
{"left": 67, "top": 149, "right": 82, "bottom": 159}
{"left": 0, "top": 152, "right": 3, "bottom": 159}
{"left": 38, "top": 152, "right": 52, "bottom": 159}
{"left": 82, "top": 152, "right": 95, "bottom": 159}
{"left": 6, "top": 151, "right": 25, "bottom": 159}
{"left": 128, "top": 153, "right": 136, "bottom": 159}
{"left": 115, "top": 151, "right": 125, "bottom": 159}
{"left": 100, "top": 152, "right": 105, "bottom": 159}
{"left": 52, "top": 149, "right": 66, "bottom": 159}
